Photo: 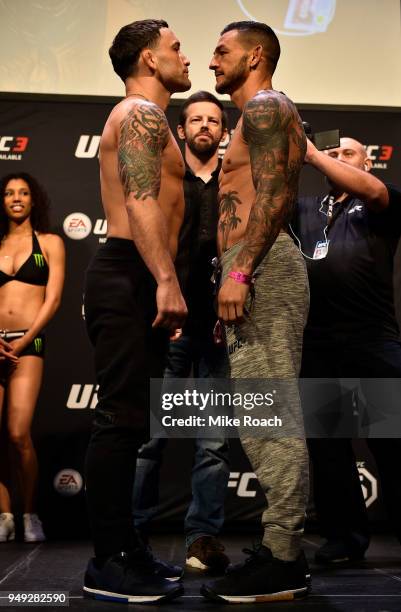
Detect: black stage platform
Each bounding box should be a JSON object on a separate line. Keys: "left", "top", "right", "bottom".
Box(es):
{"left": 1, "top": 534, "right": 400, "bottom": 611}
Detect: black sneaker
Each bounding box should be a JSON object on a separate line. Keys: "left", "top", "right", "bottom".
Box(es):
{"left": 186, "top": 536, "right": 230, "bottom": 571}
{"left": 83, "top": 551, "right": 184, "bottom": 604}
{"left": 315, "top": 536, "right": 369, "bottom": 565}
{"left": 200, "top": 545, "right": 308, "bottom": 604}
{"left": 227, "top": 546, "right": 311, "bottom": 591}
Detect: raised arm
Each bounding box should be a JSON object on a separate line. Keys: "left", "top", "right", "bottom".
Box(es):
{"left": 118, "top": 101, "right": 186, "bottom": 330}
{"left": 305, "top": 138, "right": 389, "bottom": 212}
{"left": 233, "top": 92, "right": 305, "bottom": 274}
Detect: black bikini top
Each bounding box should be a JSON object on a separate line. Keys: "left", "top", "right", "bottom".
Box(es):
{"left": 0, "top": 232, "right": 49, "bottom": 287}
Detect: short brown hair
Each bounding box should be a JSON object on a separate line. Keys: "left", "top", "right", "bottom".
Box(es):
{"left": 221, "top": 21, "right": 280, "bottom": 75}
{"left": 109, "top": 19, "right": 169, "bottom": 82}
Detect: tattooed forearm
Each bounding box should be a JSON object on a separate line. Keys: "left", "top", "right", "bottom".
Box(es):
{"left": 219, "top": 190, "right": 242, "bottom": 252}
{"left": 234, "top": 92, "right": 306, "bottom": 271}
{"left": 118, "top": 102, "right": 169, "bottom": 200}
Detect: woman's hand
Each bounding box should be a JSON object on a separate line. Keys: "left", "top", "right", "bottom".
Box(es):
{"left": 9, "top": 337, "right": 29, "bottom": 358}
{"left": 0, "top": 337, "right": 19, "bottom": 363}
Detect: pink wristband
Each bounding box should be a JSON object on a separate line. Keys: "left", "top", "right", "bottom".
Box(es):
{"left": 228, "top": 271, "right": 252, "bottom": 285}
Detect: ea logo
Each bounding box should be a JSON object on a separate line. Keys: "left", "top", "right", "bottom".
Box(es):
{"left": 236, "top": 0, "right": 336, "bottom": 36}
{"left": 63, "top": 212, "right": 92, "bottom": 240}
{"left": 54, "top": 469, "right": 83, "bottom": 496}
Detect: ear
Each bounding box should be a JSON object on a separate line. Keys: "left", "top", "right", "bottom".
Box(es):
{"left": 141, "top": 48, "right": 157, "bottom": 72}
{"left": 364, "top": 157, "right": 373, "bottom": 172}
{"left": 177, "top": 124, "right": 186, "bottom": 140}
{"left": 250, "top": 44, "right": 263, "bottom": 69}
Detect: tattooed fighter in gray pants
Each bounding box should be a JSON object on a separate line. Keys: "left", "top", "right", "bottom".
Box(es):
{"left": 201, "top": 21, "right": 310, "bottom": 604}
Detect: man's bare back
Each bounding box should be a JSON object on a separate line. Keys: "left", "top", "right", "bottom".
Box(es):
{"left": 100, "top": 97, "right": 185, "bottom": 260}
{"left": 218, "top": 90, "right": 305, "bottom": 259}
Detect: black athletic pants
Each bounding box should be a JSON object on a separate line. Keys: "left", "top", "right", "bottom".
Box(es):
{"left": 83, "top": 238, "right": 168, "bottom": 557}
{"left": 301, "top": 333, "right": 401, "bottom": 544}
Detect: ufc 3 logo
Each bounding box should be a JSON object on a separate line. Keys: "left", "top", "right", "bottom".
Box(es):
{"left": 0, "top": 136, "right": 29, "bottom": 152}
{"left": 365, "top": 145, "right": 393, "bottom": 162}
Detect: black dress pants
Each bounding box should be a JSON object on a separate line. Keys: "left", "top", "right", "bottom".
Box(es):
{"left": 301, "top": 332, "right": 401, "bottom": 544}
{"left": 83, "top": 238, "right": 168, "bottom": 557}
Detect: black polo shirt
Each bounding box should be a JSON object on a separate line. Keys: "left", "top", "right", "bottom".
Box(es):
{"left": 174, "top": 160, "right": 221, "bottom": 335}
{"left": 292, "top": 185, "right": 401, "bottom": 340}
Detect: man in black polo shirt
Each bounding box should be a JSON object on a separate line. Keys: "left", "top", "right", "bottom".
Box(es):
{"left": 293, "top": 136, "right": 401, "bottom": 564}
{"left": 132, "top": 91, "right": 230, "bottom": 573}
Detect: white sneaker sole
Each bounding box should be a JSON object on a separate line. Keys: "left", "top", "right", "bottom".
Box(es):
{"left": 186, "top": 556, "right": 209, "bottom": 570}
{"left": 201, "top": 585, "right": 308, "bottom": 603}
{"left": 24, "top": 535, "right": 46, "bottom": 543}
{"left": 83, "top": 585, "right": 182, "bottom": 603}
{"left": 0, "top": 533, "right": 15, "bottom": 542}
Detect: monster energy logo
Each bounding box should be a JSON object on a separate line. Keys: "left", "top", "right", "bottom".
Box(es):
{"left": 34, "top": 337, "right": 43, "bottom": 353}
{"left": 33, "top": 253, "right": 45, "bottom": 267}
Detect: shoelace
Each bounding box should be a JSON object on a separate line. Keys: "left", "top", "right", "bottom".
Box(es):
{"left": 229, "top": 545, "right": 272, "bottom": 573}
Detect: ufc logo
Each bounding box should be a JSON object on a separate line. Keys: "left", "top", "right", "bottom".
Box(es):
{"left": 227, "top": 472, "right": 258, "bottom": 497}
{"left": 75, "top": 135, "right": 101, "bottom": 158}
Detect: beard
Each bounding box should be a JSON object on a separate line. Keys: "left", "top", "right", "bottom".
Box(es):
{"left": 158, "top": 61, "right": 191, "bottom": 94}
{"left": 215, "top": 55, "right": 248, "bottom": 95}
{"left": 186, "top": 133, "right": 221, "bottom": 157}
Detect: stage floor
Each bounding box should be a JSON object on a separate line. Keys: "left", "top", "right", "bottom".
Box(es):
{"left": 1, "top": 534, "right": 400, "bottom": 610}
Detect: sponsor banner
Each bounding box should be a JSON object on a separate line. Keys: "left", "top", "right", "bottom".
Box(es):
{"left": 1, "top": 95, "right": 398, "bottom": 533}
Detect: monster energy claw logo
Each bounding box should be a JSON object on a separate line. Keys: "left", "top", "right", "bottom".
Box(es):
{"left": 34, "top": 337, "right": 43, "bottom": 353}
{"left": 33, "top": 253, "right": 45, "bottom": 267}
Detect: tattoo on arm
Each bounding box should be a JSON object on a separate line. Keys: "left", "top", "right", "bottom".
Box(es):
{"left": 219, "top": 190, "right": 242, "bottom": 252}
{"left": 235, "top": 92, "right": 306, "bottom": 271}
{"left": 118, "top": 102, "right": 169, "bottom": 200}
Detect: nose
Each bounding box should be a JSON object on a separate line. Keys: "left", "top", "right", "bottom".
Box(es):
{"left": 182, "top": 53, "right": 190, "bottom": 67}
{"left": 201, "top": 117, "right": 209, "bottom": 128}
{"left": 209, "top": 56, "right": 218, "bottom": 70}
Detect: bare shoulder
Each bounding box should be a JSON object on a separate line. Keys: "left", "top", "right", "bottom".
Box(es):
{"left": 37, "top": 232, "right": 65, "bottom": 253}
{"left": 242, "top": 90, "right": 299, "bottom": 142}
{"left": 118, "top": 99, "right": 169, "bottom": 147}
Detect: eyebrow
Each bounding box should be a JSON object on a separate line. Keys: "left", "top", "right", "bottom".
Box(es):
{"left": 214, "top": 44, "right": 228, "bottom": 53}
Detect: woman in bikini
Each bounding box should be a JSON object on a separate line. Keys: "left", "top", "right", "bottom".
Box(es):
{"left": 0, "top": 172, "right": 65, "bottom": 542}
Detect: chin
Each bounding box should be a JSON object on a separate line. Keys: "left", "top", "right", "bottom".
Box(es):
{"left": 174, "top": 79, "right": 191, "bottom": 93}
{"left": 215, "top": 81, "right": 230, "bottom": 95}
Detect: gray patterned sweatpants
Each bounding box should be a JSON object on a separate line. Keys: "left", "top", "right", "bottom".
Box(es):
{"left": 220, "top": 231, "right": 310, "bottom": 561}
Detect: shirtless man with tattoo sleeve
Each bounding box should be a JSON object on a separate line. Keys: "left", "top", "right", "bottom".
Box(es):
{"left": 201, "top": 21, "right": 310, "bottom": 604}
{"left": 82, "top": 19, "right": 189, "bottom": 604}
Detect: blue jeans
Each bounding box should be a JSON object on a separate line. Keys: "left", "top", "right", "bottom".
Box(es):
{"left": 132, "top": 333, "right": 230, "bottom": 548}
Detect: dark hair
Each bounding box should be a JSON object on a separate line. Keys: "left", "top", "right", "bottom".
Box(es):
{"left": 221, "top": 21, "right": 280, "bottom": 74}
{"left": 109, "top": 19, "right": 169, "bottom": 82}
{"left": 179, "top": 91, "right": 227, "bottom": 130}
{"left": 0, "top": 172, "right": 50, "bottom": 240}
